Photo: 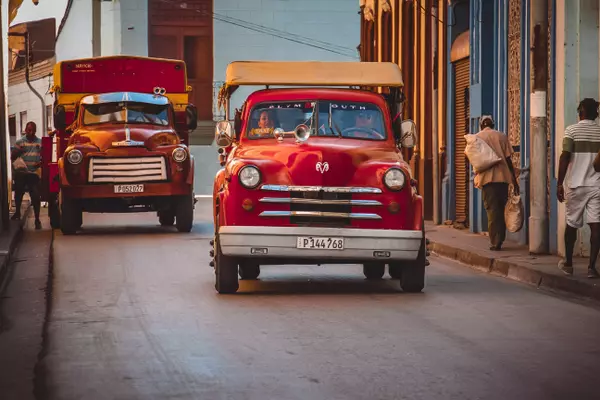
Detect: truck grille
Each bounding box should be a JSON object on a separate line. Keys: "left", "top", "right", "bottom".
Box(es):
{"left": 88, "top": 156, "right": 167, "bottom": 183}
{"left": 259, "top": 185, "right": 382, "bottom": 227}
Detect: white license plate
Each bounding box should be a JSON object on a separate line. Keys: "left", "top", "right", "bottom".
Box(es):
{"left": 296, "top": 236, "right": 344, "bottom": 250}
{"left": 114, "top": 184, "right": 144, "bottom": 194}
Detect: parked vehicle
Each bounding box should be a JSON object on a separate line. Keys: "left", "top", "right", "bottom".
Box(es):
{"left": 43, "top": 56, "right": 198, "bottom": 234}
{"left": 211, "top": 61, "right": 424, "bottom": 294}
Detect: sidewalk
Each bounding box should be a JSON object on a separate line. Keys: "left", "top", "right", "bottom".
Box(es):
{"left": 426, "top": 222, "right": 600, "bottom": 302}
{"left": 0, "top": 200, "right": 31, "bottom": 287}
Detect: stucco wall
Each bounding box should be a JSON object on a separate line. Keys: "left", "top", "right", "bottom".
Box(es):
{"left": 102, "top": 0, "right": 148, "bottom": 56}
{"left": 7, "top": 75, "right": 54, "bottom": 141}
{"left": 55, "top": 0, "right": 94, "bottom": 61}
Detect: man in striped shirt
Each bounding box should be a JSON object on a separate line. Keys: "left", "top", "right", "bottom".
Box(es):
{"left": 557, "top": 98, "right": 600, "bottom": 278}
{"left": 11, "top": 121, "right": 42, "bottom": 230}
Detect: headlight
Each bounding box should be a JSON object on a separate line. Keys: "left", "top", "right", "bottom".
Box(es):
{"left": 66, "top": 149, "right": 83, "bottom": 165}
{"left": 172, "top": 147, "right": 188, "bottom": 162}
{"left": 384, "top": 168, "right": 406, "bottom": 191}
{"left": 239, "top": 165, "right": 261, "bottom": 189}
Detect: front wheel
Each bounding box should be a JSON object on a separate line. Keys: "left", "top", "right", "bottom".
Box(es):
{"left": 175, "top": 193, "right": 194, "bottom": 232}
{"left": 214, "top": 234, "right": 239, "bottom": 294}
{"left": 239, "top": 263, "right": 260, "bottom": 280}
{"left": 363, "top": 263, "right": 385, "bottom": 280}
{"left": 59, "top": 191, "right": 82, "bottom": 235}
{"left": 49, "top": 194, "right": 60, "bottom": 229}
{"left": 398, "top": 235, "right": 426, "bottom": 293}
{"left": 159, "top": 211, "right": 175, "bottom": 226}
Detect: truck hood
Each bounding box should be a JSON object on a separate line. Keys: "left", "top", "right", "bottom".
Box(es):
{"left": 71, "top": 124, "right": 178, "bottom": 151}
{"left": 233, "top": 139, "right": 407, "bottom": 187}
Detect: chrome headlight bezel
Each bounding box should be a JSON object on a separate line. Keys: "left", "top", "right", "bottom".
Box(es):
{"left": 383, "top": 168, "right": 406, "bottom": 191}
{"left": 172, "top": 147, "right": 188, "bottom": 163}
{"left": 239, "top": 165, "right": 261, "bottom": 189}
{"left": 66, "top": 149, "right": 83, "bottom": 165}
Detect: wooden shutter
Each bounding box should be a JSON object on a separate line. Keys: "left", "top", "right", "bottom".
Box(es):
{"left": 454, "top": 59, "right": 470, "bottom": 225}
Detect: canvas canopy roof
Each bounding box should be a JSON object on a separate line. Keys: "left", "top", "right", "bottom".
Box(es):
{"left": 223, "top": 61, "right": 404, "bottom": 89}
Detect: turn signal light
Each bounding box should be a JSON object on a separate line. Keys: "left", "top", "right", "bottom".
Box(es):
{"left": 388, "top": 201, "right": 400, "bottom": 214}
{"left": 242, "top": 198, "right": 254, "bottom": 211}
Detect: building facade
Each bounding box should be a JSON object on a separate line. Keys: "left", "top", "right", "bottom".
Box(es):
{"left": 362, "top": 0, "right": 565, "bottom": 254}
{"left": 359, "top": 0, "right": 447, "bottom": 223}
{"left": 5, "top": 0, "right": 360, "bottom": 195}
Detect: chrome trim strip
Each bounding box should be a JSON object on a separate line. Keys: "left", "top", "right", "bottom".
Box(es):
{"left": 259, "top": 197, "right": 382, "bottom": 206}
{"left": 261, "top": 184, "right": 383, "bottom": 194}
{"left": 259, "top": 211, "right": 382, "bottom": 220}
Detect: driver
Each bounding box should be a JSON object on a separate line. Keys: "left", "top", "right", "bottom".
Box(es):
{"left": 346, "top": 110, "right": 381, "bottom": 138}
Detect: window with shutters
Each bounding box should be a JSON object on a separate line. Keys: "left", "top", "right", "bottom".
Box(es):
{"left": 454, "top": 59, "right": 470, "bottom": 227}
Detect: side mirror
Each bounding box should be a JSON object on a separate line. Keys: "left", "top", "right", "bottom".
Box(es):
{"left": 185, "top": 105, "right": 198, "bottom": 130}
{"left": 215, "top": 121, "right": 234, "bottom": 147}
{"left": 54, "top": 105, "right": 67, "bottom": 131}
{"left": 400, "top": 119, "right": 418, "bottom": 149}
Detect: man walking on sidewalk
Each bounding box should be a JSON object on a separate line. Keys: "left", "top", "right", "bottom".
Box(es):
{"left": 557, "top": 98, "right": 600, "bottom": 279}
{"left": 473, "top": 116, "right": 520, "bottom": 251}
{"left": 11, "top": 121, "right": 42, "bottom": 230}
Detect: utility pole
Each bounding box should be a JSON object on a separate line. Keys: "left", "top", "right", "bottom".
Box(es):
{"left": 431, "top": 2, "right": 440, "bottom": 225}
{"left": 529, "top": 0, "right": 549, "bottom": 253}
{"left": 0, "top": 5, "right": 10, "bottom": 231}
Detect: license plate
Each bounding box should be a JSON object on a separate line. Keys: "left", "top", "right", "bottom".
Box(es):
{"left": 296, "top": 236, "right": 344, "bottom": 250}
{"left": 114, "top": 184, "right": 144, "bottom": 194}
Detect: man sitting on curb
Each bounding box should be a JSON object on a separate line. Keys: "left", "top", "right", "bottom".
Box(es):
{"left": 558, "top": 98, "right": 600, "bottom": 279}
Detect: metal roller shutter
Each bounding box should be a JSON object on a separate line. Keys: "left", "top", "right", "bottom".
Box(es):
{"left": 454, "top": 59, "right": 470, "bottom": 226}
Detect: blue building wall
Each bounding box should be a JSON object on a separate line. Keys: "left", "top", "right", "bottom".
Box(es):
{"left": 445, "top": 0, "right": 546, "bottom": 246}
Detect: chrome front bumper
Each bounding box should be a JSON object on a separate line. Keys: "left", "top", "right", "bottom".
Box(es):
{"left": 218, "top": 226, "right": 422, "bottom": 261}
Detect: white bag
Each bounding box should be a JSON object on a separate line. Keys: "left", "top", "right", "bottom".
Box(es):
{"left": 12, "top": 157, "right": 27, "bottom": 171}
{"left": 464, "top": 134, "right": 502, "bottom": 173}
{"left": 505, "top": 187, "right": 524, "bottom": 233}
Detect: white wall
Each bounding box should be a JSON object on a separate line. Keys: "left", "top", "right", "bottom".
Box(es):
{"left": 101, "top": 0, "right": 148, "bottom": 56}
{"left": 7, "top": 76, "right": 54, "bottom": 140}
{"left": 56, "top": 0, "right": 94, "bottom": 60}
{"left": 556, "top": 0, "right": 600, "bottom": 257}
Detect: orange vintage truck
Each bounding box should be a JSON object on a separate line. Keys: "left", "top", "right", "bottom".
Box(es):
{"left": 42, "top": 56, "right": 198, "bottom": 234}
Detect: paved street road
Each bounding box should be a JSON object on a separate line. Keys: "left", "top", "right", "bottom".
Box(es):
{"left": 39, "top": 200, "right": 600, "bottom": 400}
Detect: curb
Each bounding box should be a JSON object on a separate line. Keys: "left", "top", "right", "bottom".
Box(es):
{"left": 429, "top": 241, "right": 600, "bottom": 302}
{"left": 0, "top": 204, "right": 32, "bottom": 290}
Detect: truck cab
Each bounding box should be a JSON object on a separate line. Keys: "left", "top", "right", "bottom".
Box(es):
{"left": 43, "top": 56, "right": 198, "bottom": 234}
{"left": 211, "top": 61, "right": 424, "bottom": 294}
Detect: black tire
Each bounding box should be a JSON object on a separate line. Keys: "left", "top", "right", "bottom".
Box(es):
{"left": 49, "top": 195, "right": 61, "bottom": 229}
{"left": 214, "top": 234, "right": 239, "bottom": 294}
{"left": 388, "top": 264, "right": 402, "bottom": 279}
{"left": 175, "top": 194, "right": 194, "bottom": 232}
{"left": 159, "top": 211, "right": 175, "bottom": 226}
{"left": 363, "top": 263, "right": 385, "bottom": 280}
{"left": 399, "top": 234, "right": 426, "bottom": 293}
{"left": 239, "top": 263, "right": 260, "bottom": 280}
{"left": 59, "top": 192, "right": 82, "bottom": 235}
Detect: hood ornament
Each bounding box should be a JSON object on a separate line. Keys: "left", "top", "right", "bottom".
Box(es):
{"left": 316, "top": 162, "right": 329, "bottom": 174}
{"left": 112, "top": 125, "right": 145, "bottom": 147}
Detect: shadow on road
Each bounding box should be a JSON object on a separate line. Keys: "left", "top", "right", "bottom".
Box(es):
{"left": 207, "top": 275, "right": 418, "bottom": 295}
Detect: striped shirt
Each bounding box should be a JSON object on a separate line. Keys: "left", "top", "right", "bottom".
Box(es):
{"left": 563, "top": 120, "right": 600, "bottom": 189}
{"left": 14, "top": 136, "right": 42, "bottom": 173}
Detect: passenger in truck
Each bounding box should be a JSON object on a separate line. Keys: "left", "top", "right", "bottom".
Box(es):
{"left": 250, "top": 110, "right": 278, "bottom": 138}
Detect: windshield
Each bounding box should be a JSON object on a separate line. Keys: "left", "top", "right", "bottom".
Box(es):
{"left": 246, "top": 100, "right": 387, "bottom": 141}
{"left": 82, "top": 102, "right": 170, "bottom": 126}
